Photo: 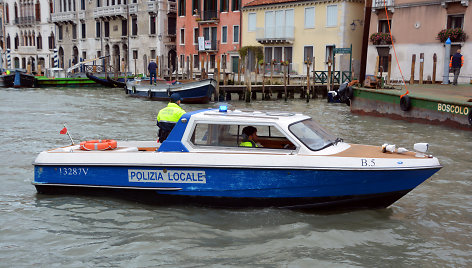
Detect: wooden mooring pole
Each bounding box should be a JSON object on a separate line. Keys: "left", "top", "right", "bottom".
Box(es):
{"left": 432, "top": 53, "right": 437, "bottom": 84}
{"left": 238, "top": 58, "right": 241, "bottom": 85}
{"left": 410, "top": 54, "right": 416, "bottom": 84}
{"left": 262, "top": 62, "right": 266, "bottom": 100}
{"left": 419, "top": 53, "right": 424, "bottom": 84}
{"left": 245, "top": 56, "right": 251, "bottom": 102}
{"left": 312, "top": 57, "right": 317, "bottom": 98}
{"left": 216, "top": 57, "right": 220, "bottom": 101}
{"left": 284, "top": 63, "right": 287, "bottom": 102}
{"left": 306, "top": 59, "right": 310, "bottom": 103}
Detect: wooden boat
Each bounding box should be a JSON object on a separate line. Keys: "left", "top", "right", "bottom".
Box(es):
{"left": 32, "top": 108, "right": 442, "bottom": 211}
{"left": 125, "top": 78, "right": 216, "bottom": 104}
{"left": 106, "top": 76, "right": 127, "bottom": 88}
{"left": 107, "top": 76, "right": 165, "bottom": 88}
{"left": 0, "top": 70, "right": 35, "bottom": 88}
{"left": 0, "top": 73, "right": 15, "bottom": 87}
{"left": 85, "top": 73, "right": 115, "bottom": 87}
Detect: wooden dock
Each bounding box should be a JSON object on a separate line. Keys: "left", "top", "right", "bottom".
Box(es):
{"left": 217, "top": 84, "right": 335, "bottom": 101}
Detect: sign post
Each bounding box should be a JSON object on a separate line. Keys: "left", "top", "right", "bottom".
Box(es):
{"left": 333, "top": 45, "right": 353, "bottom": 82}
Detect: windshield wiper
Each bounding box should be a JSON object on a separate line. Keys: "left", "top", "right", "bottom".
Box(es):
{"left": 326, "top": 137, "right": 344, "bottom": 148}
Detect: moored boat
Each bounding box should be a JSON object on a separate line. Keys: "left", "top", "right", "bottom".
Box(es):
{"left": 85, "top": 72, "right": 115, "bottom": 87}
{"left": 125, "top": 78, "right": 216, "bottom": 104}
{"left": 33, "top": 108, "right": 442, "bottom": 211}
{"left": 0, "top": 70, "right": 35, "bottom": 88}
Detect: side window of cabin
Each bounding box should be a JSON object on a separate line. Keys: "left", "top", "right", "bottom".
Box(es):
{"left": 189, "top": 123, "right": 296, "bottom": 149}
{"left": 190, "top": 123, "right": 235, "bottom": 146}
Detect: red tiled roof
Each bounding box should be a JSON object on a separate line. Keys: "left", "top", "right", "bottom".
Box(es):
{"left": 244, "top": 0, "right": 305, "bottom": 8}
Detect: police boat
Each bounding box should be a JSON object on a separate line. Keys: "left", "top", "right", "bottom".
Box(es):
{"left": 33, "top": 107, "right": 442, "bottom": 211}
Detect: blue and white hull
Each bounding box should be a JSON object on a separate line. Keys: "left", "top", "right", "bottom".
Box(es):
{"left": 34, "top": 163, "right": 439, "bottom": 209}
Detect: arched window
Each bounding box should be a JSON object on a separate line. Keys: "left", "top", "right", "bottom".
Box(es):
{"left": 49, "top": 0, "right": 53, "bottom": 13}
{"left": 37, "top": 33, "right": 42, "bottom": 49}
{"left": 48, "top": 32, "right": 55, "bottom": 49}
{"left": 5, "top": 4, "right": 9, "bottom": 23}
{"left": 6, "top": 35, "right": 11, "bottom": 49}
{"left": 14, "top": 3, "right": 18, "bottom": 21}
{"left": 14, "top": 34, "right": 19, "bottom": 49}
{"left": 35, "top": 0, "right": 41, "bottom": 21}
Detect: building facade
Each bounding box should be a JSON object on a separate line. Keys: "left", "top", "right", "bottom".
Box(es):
{"left": 51, "top": 0, "right": 176, "bottom": 76}
{"left": 2, "top": 0, "right": 55, "bottom": 72}
{"left": 241, "top": 0, "right": 365, "bottom": 76}
{"left": 176, "top": 0, "right": 251, "bottom": 74}
{"left": 367, "top": 0, "right": 471, "bottom": 83}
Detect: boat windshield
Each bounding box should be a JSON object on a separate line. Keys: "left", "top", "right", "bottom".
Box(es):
{"left": 288, "top": 119, "right": 338, "bottom": 151}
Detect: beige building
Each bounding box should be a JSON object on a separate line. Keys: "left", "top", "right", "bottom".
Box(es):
{"left": 52, "top": 0, "right": 177, "bottom": 76}
{"left": 242, "top": 0, "right": 365, "bottom": 78}
{"left": 367, "top": 0, "right": 471, "bottom": 84}
{"left": 1, "top": 0, "right": 55, "bottom": 72}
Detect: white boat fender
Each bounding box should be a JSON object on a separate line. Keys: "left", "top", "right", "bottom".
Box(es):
{"left": 381, "top": 143, "right": 396, "bottom": 153}
{"left": 328, "top": 91, "right": 337, "bottom": 97}
{"left": 397, "top": 147, "right": 408, "bottom": 154}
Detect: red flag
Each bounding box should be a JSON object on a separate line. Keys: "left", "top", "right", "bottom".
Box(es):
{"left": 60, "top": 127, "right": 67, "bottom": 134}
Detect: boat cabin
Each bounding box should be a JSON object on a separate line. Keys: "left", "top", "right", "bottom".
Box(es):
{"left": 158, "top": 108, "right": 343, "bottom": 155}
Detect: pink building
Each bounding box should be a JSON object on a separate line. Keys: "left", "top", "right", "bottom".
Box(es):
{"left": 367, "top": 0, "right": 471, "bottom": 84}
{"left": 176, "top": 0, "right": 251, "bottom": 74}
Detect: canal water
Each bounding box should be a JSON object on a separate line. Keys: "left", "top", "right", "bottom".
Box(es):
{"left": 1, "top": 87, "right": 471, "bottom": 267}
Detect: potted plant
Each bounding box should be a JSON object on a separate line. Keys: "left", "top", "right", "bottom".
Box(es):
{"left": 437, "top": 28, "right": 467, "bottom": 43}
{"left": 369, "top": 32, "right": 393, "bottom": 45}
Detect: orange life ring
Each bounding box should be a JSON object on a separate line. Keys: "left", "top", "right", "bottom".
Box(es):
{"left": 80, "top": 139, "right": 117, "bottom": 151}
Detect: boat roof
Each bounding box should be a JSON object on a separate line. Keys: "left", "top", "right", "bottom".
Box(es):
{"left": 190, "top": 108, "right": 311, "bottom": 123}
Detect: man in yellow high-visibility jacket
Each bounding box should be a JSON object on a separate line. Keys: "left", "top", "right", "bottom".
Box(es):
{"left": 239, "top": 126, "right": 260, "bottom": 147}
{"left": 156, "top": 93, "right": 186, "bottom": 142}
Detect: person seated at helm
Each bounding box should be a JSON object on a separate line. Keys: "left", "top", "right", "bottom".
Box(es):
{"left": 239, "top": 126, "right": 261, "bottom": 148}
{"left": 156, "top": 93, "right": 186, "bottom": 142}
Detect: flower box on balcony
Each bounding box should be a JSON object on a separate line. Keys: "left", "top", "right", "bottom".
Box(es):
{"left": 437, "top": 28, "right": 466, "bottom": 43}
{"left": 369, "top": 32, "right": 393, "bottom": 45}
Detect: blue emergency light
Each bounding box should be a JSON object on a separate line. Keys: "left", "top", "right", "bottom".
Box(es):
{"left": 219, "top": 105, "right": 228, "bottom": 112}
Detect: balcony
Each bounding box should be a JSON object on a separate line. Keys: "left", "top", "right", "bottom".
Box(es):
{"left": 372, "top": 0, "right": 394, "bottom": 12}
{"left": 129, "top": 3, "right": 138, "bottom": 14}
{"left": 147, "top": 1, "right": 158, "bottom": 13}
{"left": 15, "top": 16, "right": 35, "bottom": 26}
{"left": 78, "top": 11, "right": 86, "bottom": 20}
{"left": 196, "top": 11, "right": 219, "bottom": 24}
{"left": 51, "top": 12, "right": 76, "bottom": 23}
{"left": 93, "top": 5, "right": 127, "bottom": 18}
{"left": 256, "top": 26, "right": 294, "bottom": 44}
{"left": 168, "top": 2, "right": 176, "bottom": 14}
{"left": 195, "top": 39, "right": 219, "bottom": 52}
{"left": 441, "top": 0, "right": 469, "bottom": 7}
{"left": 17, "top": 46, "right": 37, "bottom": 54}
